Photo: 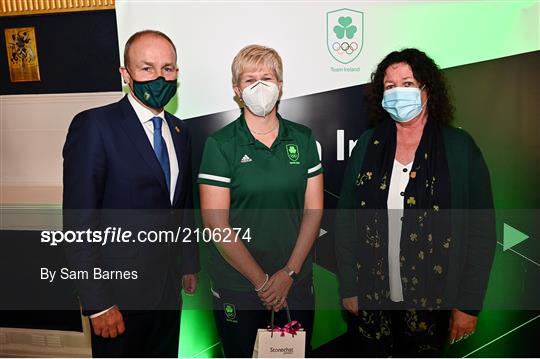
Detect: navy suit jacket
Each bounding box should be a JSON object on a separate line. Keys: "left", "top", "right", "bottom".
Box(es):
{"left": 63, "top": 95, "right": 199, "bottom": 315}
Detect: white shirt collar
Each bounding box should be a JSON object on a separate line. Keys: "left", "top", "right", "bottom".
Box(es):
{"left": 127, "top": 92, "right": 166, "bottom": 124}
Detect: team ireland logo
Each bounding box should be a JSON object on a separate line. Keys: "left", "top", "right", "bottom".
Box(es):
{"left": 286, "top": 144, "right": 300, "bottom": 163}
{"left": 327, "top": 8, "right": 364, "bottom": 64}
{"left": 224, "top": 303, "right": 236, "bottom": 321}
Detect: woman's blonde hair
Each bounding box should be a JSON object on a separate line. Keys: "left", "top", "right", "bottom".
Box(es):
{"left": 231, "top": 44, "right": 283, "bottom": 85}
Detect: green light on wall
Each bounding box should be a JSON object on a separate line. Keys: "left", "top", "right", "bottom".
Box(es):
{"left": 178, "top": 271, "right": 221, "bottom": 358}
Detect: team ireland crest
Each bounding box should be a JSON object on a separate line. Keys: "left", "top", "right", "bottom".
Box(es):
{"left": 224, "top": 303, "right": 236, "bottom": 321}
{"left": 286, "top": 144, "right": 300, "bottom": 162}
{"left": 327, "top": 8, "right": 364, "bottom": 64}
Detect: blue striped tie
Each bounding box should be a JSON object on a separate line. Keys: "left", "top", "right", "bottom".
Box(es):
{"left": 151, "top": 117, "right": 170, "bottom": 191}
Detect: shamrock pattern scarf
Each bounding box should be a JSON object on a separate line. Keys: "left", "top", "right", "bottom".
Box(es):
{"left": 354, "top": 119, "right": 452, "bottom": 310}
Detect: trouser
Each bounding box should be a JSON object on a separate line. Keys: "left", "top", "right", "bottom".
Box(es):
{"left": 345, "top": 309, "right": 450, "bottom": 357}
{"left": 90, "top": 272, "right": 182, "bottom": 358}
{"left": 91, "top": 310, "right": 181, "bottom": 357}
{"left": 212, "top": 276, "right": 315, "bottom": 358}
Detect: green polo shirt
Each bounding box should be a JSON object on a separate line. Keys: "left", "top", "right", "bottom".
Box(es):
{"left": 197, "top": 113, "right": 323, "bottom": 291}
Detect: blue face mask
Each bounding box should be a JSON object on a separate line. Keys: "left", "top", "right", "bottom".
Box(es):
{"left": 381, "top": 87, "right": 425, "bottom": 123}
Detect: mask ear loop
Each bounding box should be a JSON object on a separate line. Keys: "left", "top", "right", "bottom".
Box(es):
{"left": 124, "top": 65, "right": 136, "bottom": 81}
{"left": 122, "top": 66, "right": 132, "bottom": 85}
{"left": 234, "top": 84, "right": 245, "bottom": 114}
{"left": 122, "top": 67, "right": 136, "bottom": 94}
{"left": 419, "top": 84, "right": 428, "bottom": 109}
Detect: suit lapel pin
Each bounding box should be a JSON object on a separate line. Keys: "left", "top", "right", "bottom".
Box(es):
{"left": 175, "top": 126, "right": 180, "bottom": 133}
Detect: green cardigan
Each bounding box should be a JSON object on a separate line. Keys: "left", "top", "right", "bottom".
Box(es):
{"left": 335, "top": 126, "right": 496, "bottom": 312}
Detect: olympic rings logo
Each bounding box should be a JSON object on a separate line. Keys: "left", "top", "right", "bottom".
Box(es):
{"left": 332, "top": 41, "right": 359, "bottom": 55}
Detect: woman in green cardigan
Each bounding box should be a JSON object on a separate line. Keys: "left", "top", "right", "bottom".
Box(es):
{"left": 335, "top": 48, "right": 496, "bottom": 357}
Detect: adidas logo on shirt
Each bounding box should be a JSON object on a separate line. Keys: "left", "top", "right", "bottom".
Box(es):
{"left": 240, "top": 154, "right": 252, "bottom": 163}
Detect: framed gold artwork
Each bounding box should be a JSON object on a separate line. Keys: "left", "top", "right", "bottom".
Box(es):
{"left": 4, "top": 27, "right": 41, "bottom": 82}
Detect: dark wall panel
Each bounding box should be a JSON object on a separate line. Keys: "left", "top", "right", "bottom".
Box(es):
{"left": 0, "top": 10, "right": 121, "bottom": 95}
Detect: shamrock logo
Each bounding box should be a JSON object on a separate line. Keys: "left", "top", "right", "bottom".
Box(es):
{"left": 286, "top": 144, "right": 300, "bottom": 162}
{"left": 333, "top": 16, "right": 357, "bottom": 39}
{"left": 224, "top": 303, "right": 236, "bottom": 320}
{"left": 327, "top": 9, "right": 363, "bottom": 63}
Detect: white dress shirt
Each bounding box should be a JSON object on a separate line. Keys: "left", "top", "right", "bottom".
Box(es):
{"left": 387, "top": 159, "right": 413, "bottom": 302}
{"left": 128, "top": 92, "right": 179, "bottom": 204}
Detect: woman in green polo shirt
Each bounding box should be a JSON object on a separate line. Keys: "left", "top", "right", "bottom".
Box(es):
{"left": 335, "top": 48, "right": 495, "bottom": 357}
{"left": 198, "top": 44, "right": 323, "bottom": 357}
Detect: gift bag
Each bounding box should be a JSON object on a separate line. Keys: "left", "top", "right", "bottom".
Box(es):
{"left": 252, "top": 307, "right": 306, "bottom": 358}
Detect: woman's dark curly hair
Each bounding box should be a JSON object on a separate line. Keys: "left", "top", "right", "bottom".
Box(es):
{"left": 369, "top": 48, "right": 454, "bottom": 125}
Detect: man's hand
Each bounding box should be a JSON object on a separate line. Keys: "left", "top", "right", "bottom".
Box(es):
{"left": 90, "top": 306, "right": 125, "bottom": 338}
{"left": 182, "top": 274, "right": 198, "bottom": 295}
{"left": 342, "top": 296, "right": 359, "bottom": 316}
{"left": 258, "top": 270, "right": 293, "bottom": 312}
{"left": 448, "top": 309, "right": 477, "bottom": 344}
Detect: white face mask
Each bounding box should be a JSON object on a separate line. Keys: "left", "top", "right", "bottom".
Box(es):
{"left": 241, "top": 80, "right": 279, "bottom": 117}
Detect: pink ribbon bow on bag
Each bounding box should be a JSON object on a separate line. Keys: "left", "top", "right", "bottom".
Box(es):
{"left": 268, "top": 320, "right": 303, "bottom": 337}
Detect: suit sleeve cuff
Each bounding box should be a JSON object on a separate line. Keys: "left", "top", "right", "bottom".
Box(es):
{"left": 339, "top": 281, "right": 358, "bottom": 299}
{"left": 88, "top": 305, "right": 115, "bottom": 318}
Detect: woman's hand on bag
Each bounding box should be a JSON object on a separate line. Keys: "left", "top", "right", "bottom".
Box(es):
{"left": 342, "top": 296, "right": 359, "bottom": 316}
{"left": 268, "top": 299, "right": 288, "bottom": 312}
{"left": 258, "top": 270, "right": 293, "bottom": 311}
{"left": 261, "top": 299, "right": 288, "bottom": 312}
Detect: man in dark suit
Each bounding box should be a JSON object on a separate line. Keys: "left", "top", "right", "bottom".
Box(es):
{"left": 63, "top": 30, "right": 199, "bottom": 357}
